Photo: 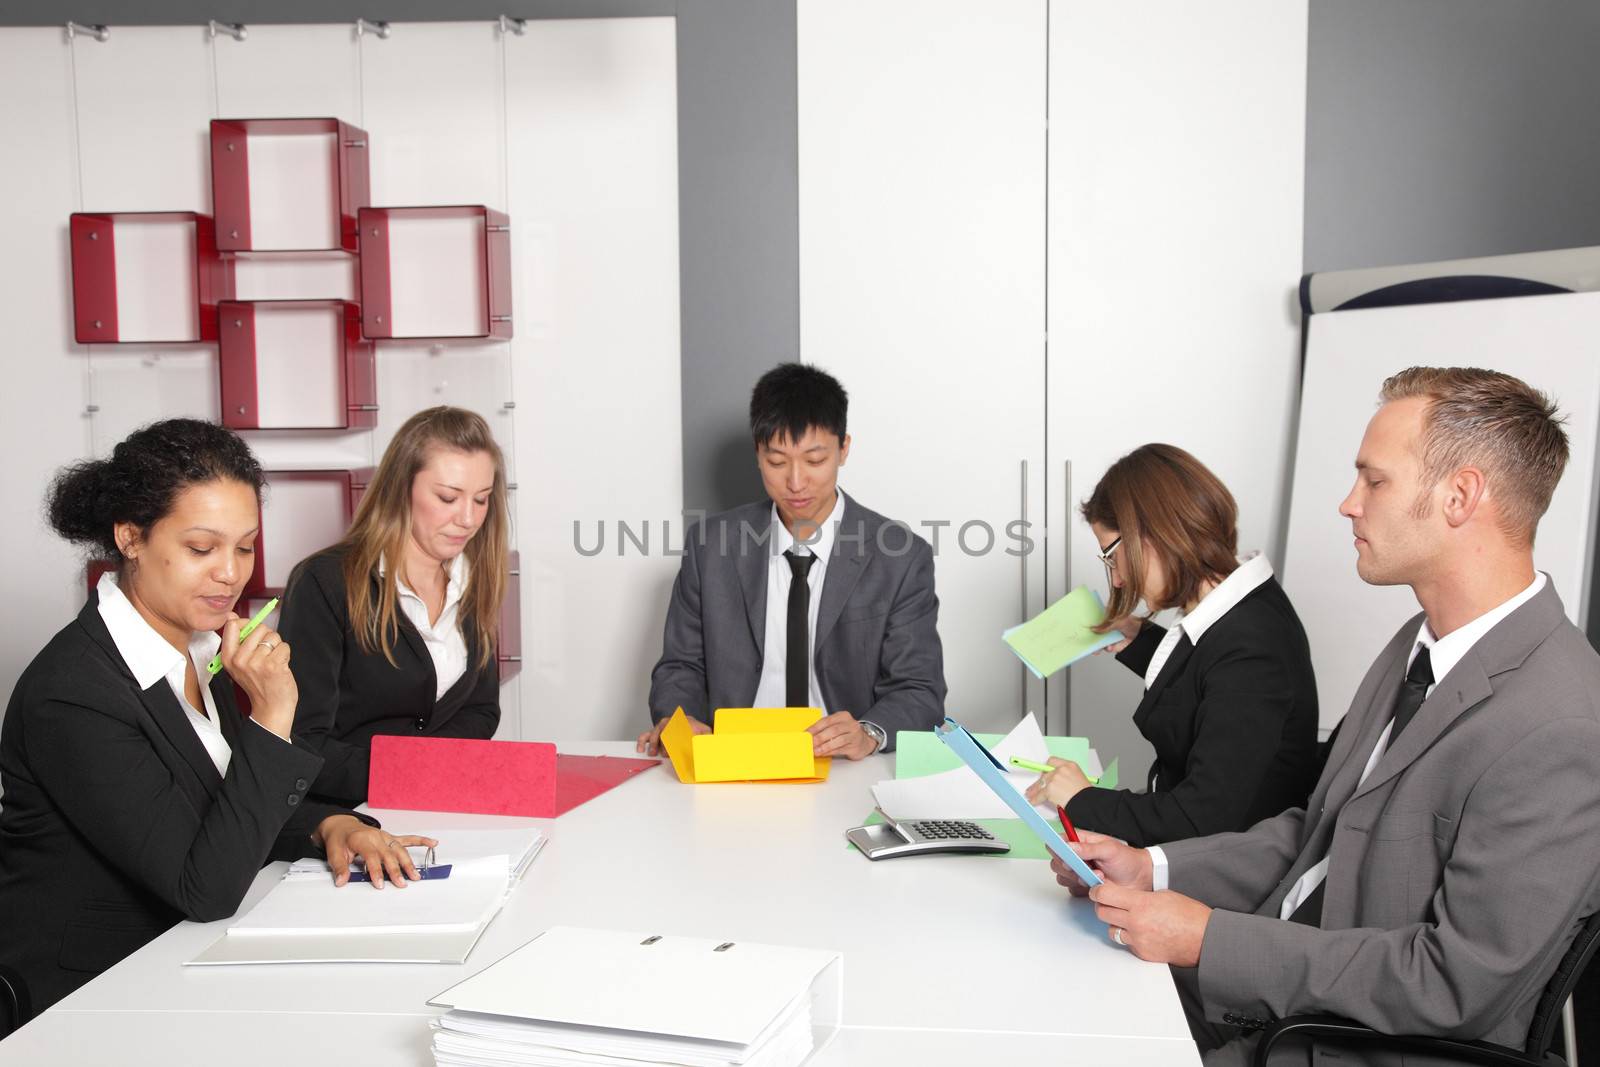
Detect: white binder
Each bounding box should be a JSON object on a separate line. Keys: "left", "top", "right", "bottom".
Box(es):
{"left": 427, "top": 926, "right": 844, "bottom": 1066}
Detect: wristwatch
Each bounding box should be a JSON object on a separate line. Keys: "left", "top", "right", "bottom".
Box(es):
{"left": 859, "top": 720, "right": 888, "bottom": 753}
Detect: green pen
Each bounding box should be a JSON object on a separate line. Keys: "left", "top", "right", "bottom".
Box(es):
{"left": 1009, "top": 755, "right": 1099, "bottom": 784}
{"left": 207, "top": 597, "right": 279, "bottom": 675}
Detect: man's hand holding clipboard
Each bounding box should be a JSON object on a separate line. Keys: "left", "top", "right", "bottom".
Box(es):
{"left": 1047, "top": 830, "right": 1151, "bottom": 898}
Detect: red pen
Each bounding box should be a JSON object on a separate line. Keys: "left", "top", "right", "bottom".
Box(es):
{"left": 1057, "top": 805, "right": 1080, "bottom": 843}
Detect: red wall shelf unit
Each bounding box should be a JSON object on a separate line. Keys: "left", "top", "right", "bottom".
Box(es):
{"left": 250, "top": 468, "right": 371, "bottom": 596}
{"left": 210, "top": 118, "right": 370, "bottom": 254}
{"left": 358, "top": 206, "right": 512, "bottom": 340}
{"left": 219, "top": 300, "right": 377, "bottom": 431}
{"left": 69, "top": 211, "right": 234, "bottom": 344}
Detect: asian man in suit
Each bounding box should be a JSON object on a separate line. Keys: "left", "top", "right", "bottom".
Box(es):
{"left": 637, "top": 362, "right": 946, "bottom": 759}
{"left": 1053, "top": 367, "right": 1600, "bottom": 1065}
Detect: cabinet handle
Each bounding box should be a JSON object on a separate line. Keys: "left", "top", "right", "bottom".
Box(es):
{"left": 1063, "top": 459, "right": 1073, "bottom": 736}
{"left": 1020, "top": 458, "right": 1029, "bottom": 719}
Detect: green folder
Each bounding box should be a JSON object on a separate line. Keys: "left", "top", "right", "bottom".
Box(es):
{"left": 1002, "top": 586, "right": 1121, "bottom": 678}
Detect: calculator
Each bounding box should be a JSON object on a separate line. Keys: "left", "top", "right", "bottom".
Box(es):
{"left": 845, "top": 811, "right": 1010, "bottom": 859}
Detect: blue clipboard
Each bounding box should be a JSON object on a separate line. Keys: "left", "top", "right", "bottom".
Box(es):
{"left": 934, "top": 718, "right": 1103, "bottom": 887}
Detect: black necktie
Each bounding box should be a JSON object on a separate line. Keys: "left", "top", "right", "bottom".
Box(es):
{"left": 784, "top": 550, "right": 816, "bottom": 708}
{"left": 1288, "top": 646, "right": 1435, "bottom": 927}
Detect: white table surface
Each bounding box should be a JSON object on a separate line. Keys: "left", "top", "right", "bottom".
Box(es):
{"left": 2, "top": 741, "right": 1199, "bottom": 1065}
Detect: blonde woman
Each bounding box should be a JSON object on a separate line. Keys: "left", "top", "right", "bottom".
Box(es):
{"left": 280, "top": 407, "right": 511, "bottom": 805}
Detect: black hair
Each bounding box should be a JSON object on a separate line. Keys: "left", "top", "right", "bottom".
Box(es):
{"left": 47, "top": 418, "right": 266, "bottom": 560}
{"left": 749, "top": 362, "right": 849, "bottom": 447}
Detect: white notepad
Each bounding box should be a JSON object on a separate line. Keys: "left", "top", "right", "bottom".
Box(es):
{"left": 186, "top": 828, "right": 546, "bottom": 966}
{"left": 229, "top": 855, "right": 511, "bottom": 937}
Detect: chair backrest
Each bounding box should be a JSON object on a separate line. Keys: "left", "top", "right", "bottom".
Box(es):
{"left": 1527, "top": 907, "right": 1600, "bottom": 1055}
{"left": 0, "top": 964, "right": 29, "bottom": 1039}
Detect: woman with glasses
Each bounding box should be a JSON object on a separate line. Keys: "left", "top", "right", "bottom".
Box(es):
{"left": 1025, "top": 443, "right": 1319, "bottom": 846}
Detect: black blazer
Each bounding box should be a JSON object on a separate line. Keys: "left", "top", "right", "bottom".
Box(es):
{"left": 279, "top": 546, "right": 501, "bottom": 807}
{"left": 0, "top": 596, "right": 363, "bottom": 1015}
{"left": 1064, "top": 577, "right": 1319, "bottom": 847}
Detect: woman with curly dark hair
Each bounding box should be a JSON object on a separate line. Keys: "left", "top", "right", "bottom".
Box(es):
{"left": 0, "top": 419, "right": 434, "bottom": 1019}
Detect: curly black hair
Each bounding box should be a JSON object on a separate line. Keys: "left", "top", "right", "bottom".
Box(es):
{"left": 47, "top": 418, "right": 266, "bottom": 560}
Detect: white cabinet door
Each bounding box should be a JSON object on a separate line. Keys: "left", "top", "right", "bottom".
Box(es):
{"left": 1045, "top": 1, "right": 1308, "bottom": 769}
{"left": 798, "top": 0, "right": 1049, "bottom": 733}
{"left": 506, "top": 17, "right": 683, "bottom": 741}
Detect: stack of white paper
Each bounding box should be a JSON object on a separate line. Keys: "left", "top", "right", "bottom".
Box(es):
{"left": 427, "top": 927, "right": 843, "bottom": 1067}
{"left": 185, "top": 827, "right": 546, "bottom": 966}
{"left": 870, "top": 714, "right": 1104, "bottom": 821}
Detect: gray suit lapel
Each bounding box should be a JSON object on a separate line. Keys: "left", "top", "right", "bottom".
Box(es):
{"left": 735, "top": 514, "right": 769, "bottom": 654}
{"left": 1351, "top": 579, "right": 1564, "bottom": 804}
{"left": 1266, "top": 650, "right": 1404, "bottom": 911}
{"left": 813, "top": 496, "right": 869, "bottom": 650}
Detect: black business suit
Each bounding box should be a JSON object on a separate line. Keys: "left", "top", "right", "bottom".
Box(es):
{"left": 0, "top": 596, "right": 365, "bottom": 1015}
{"left": 279, "top": 546, "right": 500, "bottom": 807}
{"left": 1064, "top": 577, "right": 1318, "bottom": 847}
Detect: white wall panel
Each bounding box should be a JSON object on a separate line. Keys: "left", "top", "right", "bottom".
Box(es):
{"left": 1044, "top": 1, "right": 1307, "bottom": 768}
{"left": 506, "top": 17, "right": 682, "bottom": 741}
{"left": 71, "top": 27, "right": 213, "bottom": 211}
{"left": 211, "top": 24, "right": 360, "bottom": 121}
{"left": 361, "top": 23, "right": 515, "bottom": 488}
{"left": 0, "top": 29, "right": 91, "bottom": 714}
{"left": 798, "top": 0, "right": 1049, "bottom": 733}
{"left": 72, "top": 28, "right": 221, "bottom": 458}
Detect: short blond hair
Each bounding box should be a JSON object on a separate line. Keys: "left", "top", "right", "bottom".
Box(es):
{"left": 1379, "top": 366, "right": 1568, "bottom": 544}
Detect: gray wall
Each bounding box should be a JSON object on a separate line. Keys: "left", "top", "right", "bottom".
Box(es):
{"left": 1304, "top": 0, "right": 1600, "bottom": 273}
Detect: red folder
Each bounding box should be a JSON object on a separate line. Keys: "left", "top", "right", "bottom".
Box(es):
{"left": 368, "top": 735, "right": 659, "bottom": 817}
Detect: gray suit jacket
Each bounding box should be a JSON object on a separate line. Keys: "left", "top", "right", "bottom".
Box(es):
{"left": 1160, "top": 580, "right": 1600, "bottom": 1065}
{"left": 647, "top": 495, "right": 946, "bottom": 750}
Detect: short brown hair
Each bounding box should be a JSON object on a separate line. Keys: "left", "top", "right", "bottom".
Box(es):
{"left": 1379, "top": 367, "right": 1568, "bottom": 544}
{"left": 1081, "top": 444, "right": 1239, "bottom": 628}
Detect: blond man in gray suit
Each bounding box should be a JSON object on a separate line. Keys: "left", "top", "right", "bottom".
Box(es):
{"left": 1055, "top": 367, "right": 1600, "bottom": 1065}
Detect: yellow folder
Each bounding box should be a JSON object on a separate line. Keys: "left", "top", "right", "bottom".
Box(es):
{"left": 659, "top": 706, "right": 832, "bottom": 784}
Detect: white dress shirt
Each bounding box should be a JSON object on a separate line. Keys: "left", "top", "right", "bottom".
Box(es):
{"left": 1150, "top": 571, "right": 1548, "bottom": 904}
{"left": 752, "top": 489, "right": 845, "bottom": 713}
{"left": 1140, "top": 553, "right": 1275, "bottom": 690}
{"left": 96, "top": 571, "right": 249, "bottom": 777}
{"left": 383, "top": 553, "right": 470, "bottom": 700}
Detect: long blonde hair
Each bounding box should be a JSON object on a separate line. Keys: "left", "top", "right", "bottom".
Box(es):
{"left": 341, "top": 407, "right": 509, "bottom": 669}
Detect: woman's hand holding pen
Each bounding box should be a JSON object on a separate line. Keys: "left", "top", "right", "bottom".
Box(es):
{"left": 1025, "top": 757, "right": 1095, "bottom": 807}
{"left": 219, "top": 613, "right": 297, "bottom": 739}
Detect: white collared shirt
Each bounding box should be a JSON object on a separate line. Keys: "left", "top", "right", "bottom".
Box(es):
{"left": 752, "top": 489, "right": 846, "bottom": 712}
{"left": 1148, "top": 571, "right": 1548, "bottom": 903}
{"left": 1272, "top": 570, "right": 1547, "bottom": 918}
{"left": 1141, "top": 553, "right": 1275, "bottom": 689}
{"left": 383, "top": 553, "right": 470, "bottom": 701}
{"left": 96, "top": 571, "right": 233, "bottom": 777}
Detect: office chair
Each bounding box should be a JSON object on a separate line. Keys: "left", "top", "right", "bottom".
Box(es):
{"left": 1253, "top": 908, "right": 1600, "bottom": 1066}
{"left": 0, "top": 964, "right": 29, "bottom": 1039}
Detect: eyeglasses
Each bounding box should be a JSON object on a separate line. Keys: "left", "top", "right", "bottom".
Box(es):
{"left": 1096, "top": 536, "right": 1123, "bottom": 583}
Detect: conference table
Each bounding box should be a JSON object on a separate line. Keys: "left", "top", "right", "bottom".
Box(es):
{"left": 0, "top": 741, "right": 1200, "bottom": 1065}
